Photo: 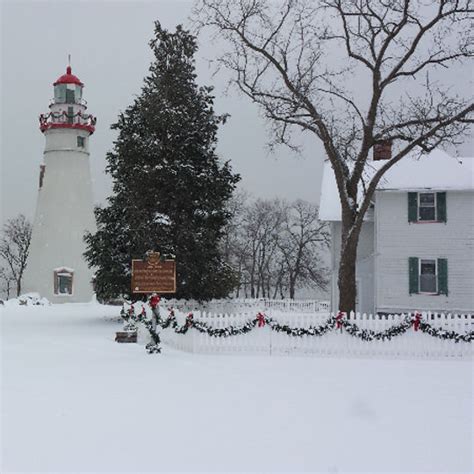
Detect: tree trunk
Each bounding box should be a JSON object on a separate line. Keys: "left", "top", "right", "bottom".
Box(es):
{"left": 337, "top": 229, "right": 359, "bottom": 314}
{"left": 289, "top": 278, "right": 296, "bottom": 299}
{"left": 16, "top": 279, "right": 21, "bottom": 297}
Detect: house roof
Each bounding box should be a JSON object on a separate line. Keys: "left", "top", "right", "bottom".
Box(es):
{"left": 319, "top": 148, "right": 474, "bottom": 221}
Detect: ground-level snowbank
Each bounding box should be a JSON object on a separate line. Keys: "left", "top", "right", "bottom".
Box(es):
{"left": 1, "top": 303, "right": 472, "bottom": 473}
{"left": 1, "top": 292, "right": 50, "bottom": 307}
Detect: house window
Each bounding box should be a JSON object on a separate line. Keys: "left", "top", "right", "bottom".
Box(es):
{"left": 408, "top": 192, "right": 447, "bottom": 223}
{"left": 418, "top": 193, "right": 436, "bottom": 221}
{"left": 419, "top": 259, "right": 436, "bottom": 293}
{"left": 54, "top": 269, "right": 73, "bottom": 295}
{"left": 409, "top": 257, "right": 448, "bottom": 295}
{"left": 77, "top": 136, "right": 85, "bottom": 148}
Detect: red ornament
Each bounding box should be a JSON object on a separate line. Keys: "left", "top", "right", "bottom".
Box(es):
{"left": 257, "top": 312, "right": 266, "bottom": 328}
{"left": 186, "top": 312, "right": 194, "bottom": 327}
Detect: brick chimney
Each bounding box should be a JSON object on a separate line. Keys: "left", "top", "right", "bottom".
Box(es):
{"left": 373, "top": 140, "right": 392, "bottom": 161}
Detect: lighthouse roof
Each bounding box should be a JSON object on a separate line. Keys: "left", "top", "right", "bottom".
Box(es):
{"left": 53, "top": 66, "right": 83, "bottom": 86}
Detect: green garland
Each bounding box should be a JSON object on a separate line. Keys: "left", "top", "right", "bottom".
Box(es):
{"left": 418, "top": 320, "right": 474, "bottom": 343}
{"left": 119, "top": 304, "right": 473, "bottom": 355}
{"left": 341, "top": 317, "right": 413, "bottom": 341}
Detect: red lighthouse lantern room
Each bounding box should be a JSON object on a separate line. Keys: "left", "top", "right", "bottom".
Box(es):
{"left": 39, "top": 65, "right": 96, "bottom": 135}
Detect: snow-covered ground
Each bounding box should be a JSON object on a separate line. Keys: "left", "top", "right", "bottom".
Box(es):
{"left": 1, "top": 302, "right": 472, "bottom": 473}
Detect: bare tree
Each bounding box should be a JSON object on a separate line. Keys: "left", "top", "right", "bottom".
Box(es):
{"left": 223, "top": 197, "right": 285, "bottom": 298}
{"left": 196, "top": 0, "right": 473, "bottom": 311}
{"left": 224, "top": 197, "right": 329, "bottom": 299}
{"left": 278, "top": 200, "right": 330, "bottom": 298}
{"left": 0, "top": 215, "right": 32, "bottom": 297}
{"left": 0, "top": 266, "right": 16, "bottom": 300}
{"left": 221, "top": 190, "right": 249, "bottom": 297}
{"left": 242, "top": 198, "right": 286, "bottom": 297}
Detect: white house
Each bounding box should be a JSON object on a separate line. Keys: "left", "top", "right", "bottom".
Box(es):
{"left": 319, "top": 149, "right": 474, "bottom": 315}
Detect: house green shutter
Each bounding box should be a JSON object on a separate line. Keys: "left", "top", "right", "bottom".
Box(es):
{"left": 408, "top": 193, "right": 418, "bottom": 223}
{"left": 409, "top": 257, "right": 419, "bottom": 294}
{"left": 437, "top": 258, "right": 448, "bottom": 295}
{"left": 436, "top": 192, "right": 447, "bottom": 222}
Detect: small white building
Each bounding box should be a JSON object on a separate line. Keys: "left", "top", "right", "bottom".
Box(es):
{"left": 319, "top": 149, "right": 474, "bottom": 315}
{"left": 22, "top": 66, "right": 97, "bottom": 303}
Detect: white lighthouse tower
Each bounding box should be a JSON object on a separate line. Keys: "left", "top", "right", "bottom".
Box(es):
{"left": 22, "top": 65, "right": 97, "bottom": 303}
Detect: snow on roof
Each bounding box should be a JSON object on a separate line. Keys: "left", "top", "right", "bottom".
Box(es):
{"left": 319, "top": 148, "right": 474, "bottom": 221}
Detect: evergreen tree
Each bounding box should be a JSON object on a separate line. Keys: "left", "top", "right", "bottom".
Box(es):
{"left": 84, "top": 23, "right": 240, "bottom": 301}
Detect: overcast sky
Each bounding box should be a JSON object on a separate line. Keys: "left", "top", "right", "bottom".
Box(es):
{"left": 1, "top": 0, "right": 324, "bottom": 225}
{"left": 1, "top": 1, "right": 472, "bottom": 226}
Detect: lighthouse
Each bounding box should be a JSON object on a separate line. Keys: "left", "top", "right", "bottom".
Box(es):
{"left": 22, "top": 65, "right": 97, "bottom": 303}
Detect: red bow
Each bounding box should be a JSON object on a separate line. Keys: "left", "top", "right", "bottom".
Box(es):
{"left": 149, "top": 295, "right": 161, "bottom": 309}
{"left": 336, "top": 311, "right": 344, "bottom": 330}
{"left": 257, "top": 312, "right": 266, "bottom": 327}
{"left": 186, "top": 313, "right": 194, "bottom": 327}
{"left": 413, "top": 312, "right": 422, "bottom": 331}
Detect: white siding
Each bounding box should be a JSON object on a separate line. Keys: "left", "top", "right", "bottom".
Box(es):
{"left": 375, "top": 190, "right": 474, "bottom": 313}
{"left": 330, "top": 221, "right": 375, "bottom": 314}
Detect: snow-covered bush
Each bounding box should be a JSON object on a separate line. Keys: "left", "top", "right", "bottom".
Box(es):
{"left": 4, "top": 292, "right": 50, "bottom": 306}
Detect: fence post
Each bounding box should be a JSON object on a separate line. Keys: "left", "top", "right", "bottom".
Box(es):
{"left": 191, "top": 311, "right": 198, "bottom": 353}
{"left": 269, "top": 320, "right": 273, "bottom": 356}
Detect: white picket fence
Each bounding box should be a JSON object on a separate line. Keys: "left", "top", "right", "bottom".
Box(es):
{"left": 155, "top": 310, "right": 473, "bottom": 359}
{"left": 160, "top": 297, "right": 331, "bottom": 314}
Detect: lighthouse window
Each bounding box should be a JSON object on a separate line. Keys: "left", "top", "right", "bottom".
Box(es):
{"left": 66, "top": 88, "right": 75, "bottom": 103}
{"left": 75, "top": 85, "right": 82, "bottom": 102}
{"left": 77, "top": 136, "right": 85, "bottom": 148}
{"left": 54, "top": 84, "right": 66, "bottom": 103}
{"left": 54, "top": 269, "right": 73, "bottom": 295}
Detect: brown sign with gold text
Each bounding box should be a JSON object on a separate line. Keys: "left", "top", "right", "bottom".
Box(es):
{"left": 131, "top": 252, "right": 176, "bottom": 294}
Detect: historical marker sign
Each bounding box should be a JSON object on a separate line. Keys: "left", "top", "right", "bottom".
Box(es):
{"left": 131, "top": 252, "right": 176, "bottom": 294}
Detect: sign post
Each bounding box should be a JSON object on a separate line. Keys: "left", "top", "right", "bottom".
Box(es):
{"left": 128, "top": 252, "right": 177, "bottom": 352}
